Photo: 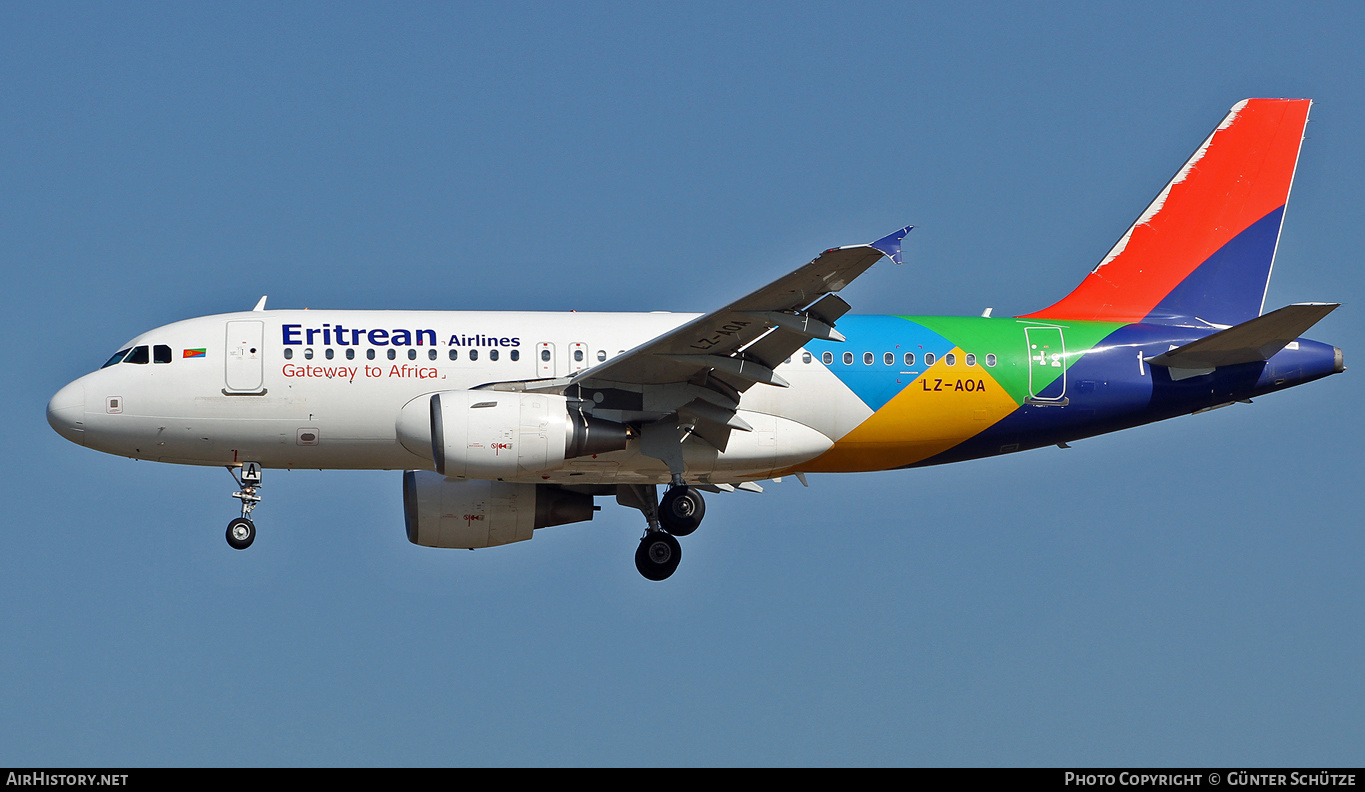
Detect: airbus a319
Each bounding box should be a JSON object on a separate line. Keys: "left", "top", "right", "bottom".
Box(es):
{"left": 48, "top": 99, "right": 1343, "bottom": 580}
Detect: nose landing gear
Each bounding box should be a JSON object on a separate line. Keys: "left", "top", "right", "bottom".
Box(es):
{"left": 226, "top": 463, "right": 262, "bottom": 550}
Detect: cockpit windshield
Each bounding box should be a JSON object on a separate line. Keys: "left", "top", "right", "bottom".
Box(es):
{"left": 102, "top": 348, "right": 131, "bottom": 368}
{"left": 102, "top": 344, "right": 174, "bottom": 367}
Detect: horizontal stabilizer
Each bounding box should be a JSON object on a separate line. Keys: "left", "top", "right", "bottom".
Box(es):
{"left": 1146, "top": 303, "right": 1339, "bottom": 375}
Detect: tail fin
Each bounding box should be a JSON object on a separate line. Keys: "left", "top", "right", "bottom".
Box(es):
{"left": 1023, "top": 99, "right": 1311, "bottom": 326}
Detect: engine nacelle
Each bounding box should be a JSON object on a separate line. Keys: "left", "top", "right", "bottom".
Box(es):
{"left": 403, "top": 471, "right": 596, "bottom": 549}
{"left": 404, "top": 390, "right": 629, "bottom": 479}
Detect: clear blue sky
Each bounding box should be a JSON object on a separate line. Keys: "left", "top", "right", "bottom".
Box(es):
{"left": 4, "top": 2, "right": 1362, "bottom": 766}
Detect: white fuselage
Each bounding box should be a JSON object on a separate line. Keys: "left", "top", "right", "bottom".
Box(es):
{"left": 49, "top": 310, "right": 869, "bottom": 485}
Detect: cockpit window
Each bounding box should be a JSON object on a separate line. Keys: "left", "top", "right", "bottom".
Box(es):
{"left": 102, "top": 348, "right": 131, "bottom": 368}
{"left": 124, "top": 345, "right": 150, "bottom": 365}
{"left": 153, "top": 344, "right": 172, "bottom": 364}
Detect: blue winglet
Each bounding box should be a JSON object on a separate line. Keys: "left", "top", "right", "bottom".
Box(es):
{"left": 869, "top": 225, "right": 913, "bottom": 265}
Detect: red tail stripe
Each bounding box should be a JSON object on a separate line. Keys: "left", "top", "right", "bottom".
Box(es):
{"left": 1023, "top": 99, "right": 1310, "bottom": 323}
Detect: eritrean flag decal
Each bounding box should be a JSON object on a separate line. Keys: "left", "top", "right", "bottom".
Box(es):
{"left": 183, "top": 348, "right": 207, "bottom": 359}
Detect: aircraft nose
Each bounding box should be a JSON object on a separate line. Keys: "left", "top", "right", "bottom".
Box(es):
{"left": 47, "top": 380, "right": 86, "bottom": 446}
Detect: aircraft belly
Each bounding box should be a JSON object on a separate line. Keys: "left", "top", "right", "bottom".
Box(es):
{"left": 126, "top": 414, "right": 413, "bottom": 468}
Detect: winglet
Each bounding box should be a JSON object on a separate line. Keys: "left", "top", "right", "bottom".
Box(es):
{"left": 869, "top": 225, "right": 913, "bottom": 265}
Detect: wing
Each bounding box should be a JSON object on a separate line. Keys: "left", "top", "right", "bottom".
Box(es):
{"left": 562, "top": 226, "right": 911, "bottom": 452}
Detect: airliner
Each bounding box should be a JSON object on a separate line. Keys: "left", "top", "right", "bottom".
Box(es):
{"left": 47, "top": 99, "right": 1344, "bottom": 580}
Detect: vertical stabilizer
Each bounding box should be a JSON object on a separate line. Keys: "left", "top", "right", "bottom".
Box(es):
{"left": 1023, "top": 99, "right": 1311, "bottom": 326}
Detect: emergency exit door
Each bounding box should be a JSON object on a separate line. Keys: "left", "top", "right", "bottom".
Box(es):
{"left": 536, "top": 342, "right": 555, "bottom": 378}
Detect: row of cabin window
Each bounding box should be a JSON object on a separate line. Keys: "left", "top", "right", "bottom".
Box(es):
{"left": 279, "top": 345, "right": 999, "bottom": 368}
{"left": 803, "top": 350, "right": 997, "bottom": 368}
{"left": 100, "top": 343, "right": 998, "bottom": 370}
{"left": 284, "top": 346, "right": 522, "bottom": 362}
{"left": 281, "top": 347, "right": 628, "bottom": 363}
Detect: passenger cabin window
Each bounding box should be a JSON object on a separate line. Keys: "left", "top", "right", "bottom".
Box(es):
{"left": 103, "top": 348, "right": 131, "bottom": 368}
{"left": 346, "top": 349, "right": 355, "bottom": 360}
{"left": 597, "top": 350, "right": 607, "bottom": 362}
{"left": 367, "top": 349, "right": 376, "bottom": 360}
{"left": 822, "top": 351, "right": 833, "bottom": 365}
{"left": 325, "top": 348, "right": 335, "bottom": 360}
{"left": 986, "top": 353, "right": 997, "bottom": 367}
{"left": 904, "top": 352, "right": 915, "bottom": 366}
{"left": 863, "top": 352, "right": 874, "bottom": 365}
{"left": 883, "top": 352, "right": 894, "bottom": 366}
{"left": 965, "top": 353, "right": 976, "bottom": 366}
{"left": 945, "top": 353, "right": 956, "bottom": 366}
{"left": 510, "top": 349, "right": 519, "bottom": 361}
{"left": 428, "top": 349, "right": 437, "bottom": 360}
{"left": 490, "top": 349, "right": 499, "bottom": 361}
{"left": 842, "top": 352, "right": 853, "bottom": 365}
{"left": 284, "top": 348, "right": 294, "bottom": 360}
{"left": 125, "top": 345, "right": 150, "bottom": 365}
{"left": 802, "top": 352, "right": 812, "bottom": 364}
{"left": 469, "top": 349, "right": 479, "bottom": 361}
{"left": 924, "top": 352, "right": 936, "bottom": 366}
{"left": 304, "top": 348, "right": 313, "bottom": 360}
{"left": 448, "top": 349, "right": 458, "bottom": 361}
{"left": 387, "top": 349, "right": 396, "bottom": 360}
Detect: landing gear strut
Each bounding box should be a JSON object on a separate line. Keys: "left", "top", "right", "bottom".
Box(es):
{"left": 226, "top": 462, "right": 262, "bottom": 550}
{"left": 619, "top": 481, "right": 707, "bottom": 581}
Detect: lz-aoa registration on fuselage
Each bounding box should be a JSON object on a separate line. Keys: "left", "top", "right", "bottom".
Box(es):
{"left": 48, "top": 99, "right": 1344, "bottom": 580}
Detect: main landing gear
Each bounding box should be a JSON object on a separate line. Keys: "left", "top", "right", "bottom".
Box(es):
{"left": 623, "top": 481, "right": 707, "bottom": 581}
{"left": 225, "top": 462, "right": 262, "bottom": 550}
{"left": 659, "top": 484, "right": 705, "bottom": 536}
{"left": 636, "top": 530, "right": 681, "bottom": 582}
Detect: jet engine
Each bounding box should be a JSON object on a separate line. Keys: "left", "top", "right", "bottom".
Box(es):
{"left": 403, "top": 471, "right": 597, "bottom": 549}
{"left": 397, "top": 390, "right": 631, "bottom": 479}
